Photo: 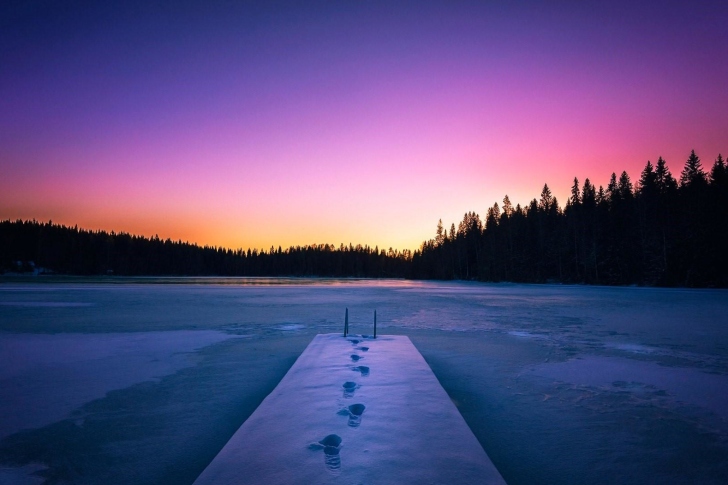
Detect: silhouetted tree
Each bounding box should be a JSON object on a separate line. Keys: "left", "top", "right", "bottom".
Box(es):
{"left": 539, "top": 184, "right": 553, "bottom": 211}
{"left": 436, "top": 219, "right": 445, "bottom": 247}
{"left": 680, "top": 149, "right": 707, "bottom": 188}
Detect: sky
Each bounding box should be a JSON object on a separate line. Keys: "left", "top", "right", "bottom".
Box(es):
{"left": 1, "top": 0, "right": 727, "bottom": 252}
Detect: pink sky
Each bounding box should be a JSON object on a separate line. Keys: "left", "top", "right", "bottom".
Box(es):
{"left": 1, "top": 2, "right": 727, "bottom": 251}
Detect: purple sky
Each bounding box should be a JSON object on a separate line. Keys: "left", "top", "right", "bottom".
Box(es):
{"left": 2, "top": 1, "right": 727, "bottom": 250}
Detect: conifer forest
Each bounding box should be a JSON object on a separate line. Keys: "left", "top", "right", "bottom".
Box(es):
{"left": 2, "top": 151, "right": 727, "bottom": 287}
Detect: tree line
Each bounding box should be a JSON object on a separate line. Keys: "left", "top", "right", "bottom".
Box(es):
{"left": 2, "top": 150, "right": 726, "bottom": 286}
{"left": 412, "top": 150, "right": 727, "bottom": 287}
{"left": 0, "top": 222, "right": 412, "bottom": 278}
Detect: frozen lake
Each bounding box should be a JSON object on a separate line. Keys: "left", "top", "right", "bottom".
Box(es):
{"left": 1, "top": 278, "right": 727, "bottom": 484}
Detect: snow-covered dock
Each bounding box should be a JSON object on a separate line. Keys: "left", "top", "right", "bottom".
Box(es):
{"left": 194, "top": 333, "right": 505, "bottom": 484}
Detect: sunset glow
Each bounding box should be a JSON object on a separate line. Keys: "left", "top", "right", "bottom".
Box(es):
{"left": 2, "top": 1, "right": 727, "bottom": 251}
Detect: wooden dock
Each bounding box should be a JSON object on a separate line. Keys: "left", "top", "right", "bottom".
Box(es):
{"left": 194, "top": 333, "right": 505, "bottom": 484}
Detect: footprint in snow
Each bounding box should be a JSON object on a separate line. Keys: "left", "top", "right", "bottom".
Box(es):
{"left": 353, "top": 365, "right": 370, "bottom": 377}
{"left": 309, "top": 434, "right": 342, "bottom": 473}
{"left": 342, "top": 381, "right": 357, "bottom": 398}
{"left": 347, "top": 403, "right": 366, "bottom": 428}
{"left": 337, "top": 403, "right": 366, "bottom": 428}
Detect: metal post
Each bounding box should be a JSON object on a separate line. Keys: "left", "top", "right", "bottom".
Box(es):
{"left": 374, "top": 309, "right": 377, "bottom": 338}
{"left": 344, "top": 308, "right": 349, "bottom": 337}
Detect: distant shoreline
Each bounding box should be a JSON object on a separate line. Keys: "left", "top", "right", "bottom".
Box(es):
{"left": 2, "top": 274, "right": 727, "bottom": 291}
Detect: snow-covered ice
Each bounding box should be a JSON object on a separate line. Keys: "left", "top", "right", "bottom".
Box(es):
{"left": 0, "top": 279, "right": 727, "bottom": 484}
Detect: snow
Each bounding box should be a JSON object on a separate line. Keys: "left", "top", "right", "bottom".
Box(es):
{"left": 0, "top": 280, "right": 727, "bottom": 484}
{"left": 194, "top": 334, "right": 504, "bottom": 484}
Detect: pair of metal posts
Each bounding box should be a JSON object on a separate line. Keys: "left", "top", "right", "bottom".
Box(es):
{"left": 343, "top": 308, "right": 377, "bottom": 338}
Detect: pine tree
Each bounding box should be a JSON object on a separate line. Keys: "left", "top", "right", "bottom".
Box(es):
{"left": 570, "top": 177, "right": 581, "bottom": 205}
{"left": 580, "top": 178, "right": 598, "bottom": 282}
{"left": 639, "top": 160, "right": 657, "bottom": 195}
{"left": 618, "top": 171, "right": 633, "bottom": 200}
{"left": 708, "top": 154, "right": 728, "bottom": 285}
{"left": 436, "top": 219, "right": 445, "bottom": 246}
{"left": 582, "top": 179, "right": 596, "bottom": 206}
{"left": 637, "top": 160, "right": 661, "bottom": 282}
{"left": 680, "top": 149, "right": 707, "bottom": 187}
{"left": 606, "top": 173, "right": 618, "bottom": 202}
{"left": 486, "top": 203, "right": 500, "bottom": 228}
{"left": 502, "top": 195, "right": 513, "bottom": 218}
{"left": 539, "top": 184, "right": 553, "bottom": 211}
{"left": 655, "top": 157, "right": 677, "bottom": 194}
{"left": 710, "top": 154, "right": 726, "bottom": 186}
{"left": 676, "top": 150, "right": 709, "bottom": 284}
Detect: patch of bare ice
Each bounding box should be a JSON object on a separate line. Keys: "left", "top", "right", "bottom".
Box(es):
{"left": 608, "top": 343, "right": 656, "bottom": 354}
{"left": 0, "top": 331, "right": 235, "bottom": 439}
{"left": 526, "top": 355, "right": 728, "bottom": 419}
{"left": 508, "top": 330, "right": 549, "bottom": 340}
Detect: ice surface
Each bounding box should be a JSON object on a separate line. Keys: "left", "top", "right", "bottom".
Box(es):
{"left": 0, "top": 331, "right": 234, "bottom": 439}
{"left": 1, "top": 279, "right": 727, "bottom": 484}
{"left": 0, "top": 302, "right": 93, "bottom": 307}
{"left": 526, "top": 355, "right": 728, "bottom": 420}
{"left": 0, "top": 464, "right": 45, "bottom": 485}
{"left": 194, "top": 334, "right": 505, "bottom": 484}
